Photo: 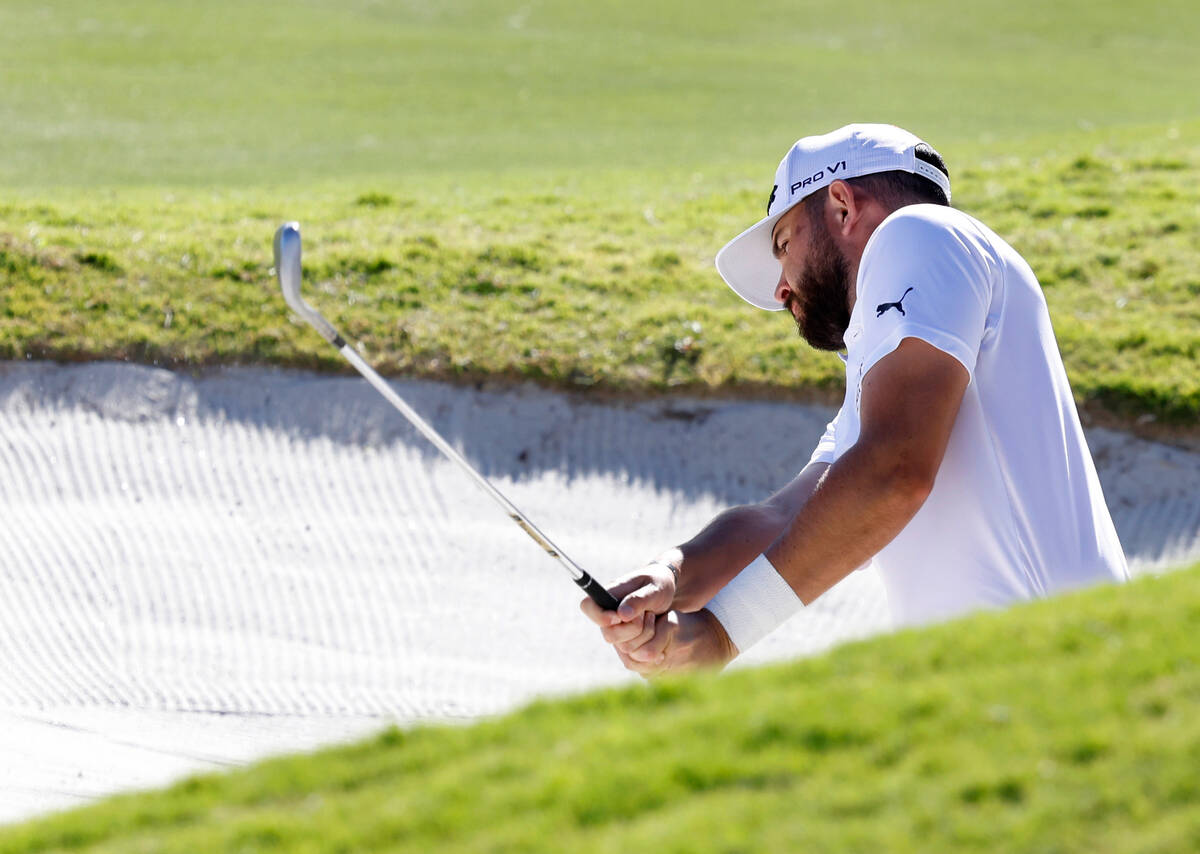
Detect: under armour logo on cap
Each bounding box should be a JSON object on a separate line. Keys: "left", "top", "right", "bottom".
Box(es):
{"left": 766, "top": 184, "right": 777, "bottom": 214}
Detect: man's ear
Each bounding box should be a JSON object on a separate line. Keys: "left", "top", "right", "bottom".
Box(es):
{"left": 826, "top": 179, "right": 859, "bottom": 237}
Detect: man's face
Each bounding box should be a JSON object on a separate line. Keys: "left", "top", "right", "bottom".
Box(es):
{"left": 770, "top": 198, "right": 852, "bottom": 352}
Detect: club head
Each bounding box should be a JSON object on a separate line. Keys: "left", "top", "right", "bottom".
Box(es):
{"left": 274, "top": 222, "right": 304, "bottom": 311}
{"left": 274, "top": 221, "right": 342, "bottom": 346}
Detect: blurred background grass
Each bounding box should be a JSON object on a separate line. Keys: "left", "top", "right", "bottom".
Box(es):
{"left": 1, "top": 0, "right": 1197, "bottom": 188}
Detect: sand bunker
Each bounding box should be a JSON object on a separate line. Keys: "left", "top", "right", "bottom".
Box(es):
{"left": 1, "top": 361, "right": 1197, "bottom": 822}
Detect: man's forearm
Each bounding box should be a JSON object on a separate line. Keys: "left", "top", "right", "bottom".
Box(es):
{"left": 765, "top": 439, "right": 932, "bottom": 604}
{"left": 669, "top": 505, "right": 789, "bottom": 611}
{"left": 670, "top": 462, "right": 829, "bottom": 611}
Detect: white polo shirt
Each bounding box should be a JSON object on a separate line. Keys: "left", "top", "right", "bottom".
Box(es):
{"left": 809, "top": 204, "right": 1128, "bottom": 627}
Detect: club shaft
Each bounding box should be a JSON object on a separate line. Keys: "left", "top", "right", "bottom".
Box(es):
{"left": 340, "top": 347, "right": 577, "bottom": 575}
{"left": 276, "top": 225, "right": 618, "bottom": 611}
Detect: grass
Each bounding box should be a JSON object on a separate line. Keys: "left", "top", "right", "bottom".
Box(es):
{"left": 2, "top": 0, "right": 1198, "bottom": 428}
{"left": 1, "top": 0, "right": 1197, "bottom": 189}
{"left": 2, "top": 4, "right": 1196, "bottom": 848}
{"left": 2, "top": 563, "right": 1197, "bottom": 852}
{"left": 2, "top": 127, "right": 1198, "bottom": 422}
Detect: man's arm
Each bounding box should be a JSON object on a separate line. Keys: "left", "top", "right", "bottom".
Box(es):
{"left": 627, "top": 337, "right": 970, "bottom": 673}
{"left": 579, "top": 460, "right": 828, "bottom": 658}
{"left": 766, "top": 337, "right": 968, "bottom": 604}
{"left": 671, "top": 460, "right": 829, "bottom": 612}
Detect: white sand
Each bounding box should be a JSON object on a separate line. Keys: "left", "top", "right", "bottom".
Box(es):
{"left": 1, "top": 361, "right": 1197, "bottom": 823}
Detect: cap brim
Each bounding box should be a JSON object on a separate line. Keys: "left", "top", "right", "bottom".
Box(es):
{"left": 714, "top": 205, "right": 794, "bottom": 311}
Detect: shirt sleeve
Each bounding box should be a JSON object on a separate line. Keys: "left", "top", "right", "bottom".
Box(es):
{"left": 808, "top": 407, "right": 841, "bottom": 466}
{"left": 855, "top": 209, "right": 994, "bottom": 382}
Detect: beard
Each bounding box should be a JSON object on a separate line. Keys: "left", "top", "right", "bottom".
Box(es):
{"left": 784, "top": 212, "right": 852, "bottom": 352}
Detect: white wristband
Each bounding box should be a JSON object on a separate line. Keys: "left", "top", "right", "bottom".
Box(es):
{"left": 705, "top": 554, "right": 803, "bottom": 654}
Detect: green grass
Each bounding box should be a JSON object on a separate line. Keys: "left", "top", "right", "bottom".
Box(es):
{"left": 3, "top": 563, "right": 1197, "bottom": 853}
{"left": 1, "top": 0, "right": 1197, "bottom": 188}
{"left": 2, "top": 128, "right": 1198, "bottom": 421}
{"left": 1, "top": 0, "right": 1197, "bottom": 426}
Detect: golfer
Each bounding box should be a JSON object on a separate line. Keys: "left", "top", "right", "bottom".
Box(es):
{"left": 583, "top": 123, "right": 1129, "bottom": 674}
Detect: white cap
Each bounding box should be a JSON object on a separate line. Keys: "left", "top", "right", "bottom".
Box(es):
{"left": 715, "top": 123, "right": 951, "bottom": 311}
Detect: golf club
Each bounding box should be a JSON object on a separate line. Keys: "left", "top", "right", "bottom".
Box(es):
{"left": 273, "top": 222, "right": 620, "bottom": 612}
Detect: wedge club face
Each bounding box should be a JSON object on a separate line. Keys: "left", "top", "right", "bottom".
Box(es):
{"left": 274, "top": 222, "right": 304, "bottom": 313}
{"left": 274, "top": 222, "right": 341, "bottom": 346}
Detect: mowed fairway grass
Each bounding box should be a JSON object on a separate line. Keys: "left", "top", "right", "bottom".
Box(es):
{"left": 1, "top": 0, "right": 1199, "bottom": 425}
{"left": 1, "top": 564, "right": 1198, "bottom": 853}
{"left": 1, "top": 0, "right": 1196, "bottom": 187}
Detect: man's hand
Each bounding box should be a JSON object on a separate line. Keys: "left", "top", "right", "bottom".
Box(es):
{"left": 580, "top": 561, "right": 676, "bottom": 662}
{"left": 615, "top": 609, "right": 737, "bottom": 677}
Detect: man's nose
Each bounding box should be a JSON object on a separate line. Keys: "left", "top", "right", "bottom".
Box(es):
{"left": 773, "top": 273, "right": 791, "bottom": 306}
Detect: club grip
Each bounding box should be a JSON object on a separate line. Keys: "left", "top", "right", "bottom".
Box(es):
{"left": 576, "top": 574, "right": 621, "bottom": 612}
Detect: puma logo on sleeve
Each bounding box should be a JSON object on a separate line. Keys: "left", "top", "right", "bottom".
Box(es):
{"left": 876, "top": 287, "right": 914, "bottom": 317}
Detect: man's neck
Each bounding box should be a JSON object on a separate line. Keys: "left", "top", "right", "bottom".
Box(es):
{"left": 845, "top": 201, "right": 910, "bottom": 314}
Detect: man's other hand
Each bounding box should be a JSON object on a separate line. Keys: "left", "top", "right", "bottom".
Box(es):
{"left": 580, "top": 561, "right": 676, "bottom": 660}
{"left": 615, "top": 610, "right": 737, "bottom": 677}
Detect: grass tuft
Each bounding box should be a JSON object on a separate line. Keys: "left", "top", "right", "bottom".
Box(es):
{"left": 1, "top": 131, "right": 1197, "bottom": 428}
